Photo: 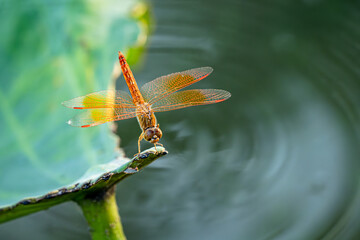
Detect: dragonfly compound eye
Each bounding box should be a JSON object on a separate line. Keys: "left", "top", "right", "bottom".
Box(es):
{"left": 154, "top": 128, "right": 162, "bottom": 139}
{"left": 144, "top": 128, "right": 155, "bottom": 142}
{"left": 149, "top": 128, "right": 162, "bottom": 143}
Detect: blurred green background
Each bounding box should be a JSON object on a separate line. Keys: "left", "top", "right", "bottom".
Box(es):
{"left": 1, "top": 0, "right": 360, "bottom": 239}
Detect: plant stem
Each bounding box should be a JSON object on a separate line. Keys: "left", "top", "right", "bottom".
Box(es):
{"left": 77, "top": 186, "right": 126, "bottom": 240}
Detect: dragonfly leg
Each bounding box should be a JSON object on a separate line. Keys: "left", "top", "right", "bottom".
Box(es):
{"left": 154, "top": 142, "right": 163, "bottom": 152}
{"left": 137, "top": 132, "right": 144, "bottom": 155}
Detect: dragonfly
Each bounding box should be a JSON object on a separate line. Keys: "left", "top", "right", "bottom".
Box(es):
{"left": 62, "top": 51, "right": 231, "bottom": 154}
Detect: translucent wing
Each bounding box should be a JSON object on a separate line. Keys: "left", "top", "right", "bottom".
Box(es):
{"left": 151, "top": 89, "right": 231, "bottom": 112}
{"left": 62, "top": 90, "right": 135, "bottom": 109}
{"left": 67, "top": 108, "right": 137, "bottom": 128}
{"left": 140, "top": 67, "right": 213, "bottom": 104}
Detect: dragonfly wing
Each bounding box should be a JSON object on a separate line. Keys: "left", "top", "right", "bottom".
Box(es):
{"left": 68, "top": 108, "right": 137, "bottom": 128}
{"left": 141, "top": 67, "right": 213, "bottom": 104}
{"left": 151, "top": 89, "right": 231, "bottom": 112}
{"left": 62, "top": 90, "right": 134, "bottom": 109}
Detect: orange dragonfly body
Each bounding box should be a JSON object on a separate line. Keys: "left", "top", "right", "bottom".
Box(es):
{"left": 62, "top": 52, "right": 231, "bottom": 154}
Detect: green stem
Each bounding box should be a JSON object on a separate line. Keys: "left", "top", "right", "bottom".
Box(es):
{"left": 76, "top": 186, "right": 126, "bottom": 240}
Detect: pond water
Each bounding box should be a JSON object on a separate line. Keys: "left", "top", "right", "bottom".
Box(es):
{"left": 116, "top": 1, "right": 360, "bottom": 239}
{"left": 1, "top": 0, "right": 359, "bottom": 239}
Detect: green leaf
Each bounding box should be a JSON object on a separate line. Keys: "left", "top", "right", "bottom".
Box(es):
{"left": 0, "top": 0, "right": 153, "bottom": 223}
{"left": 0, "top": 148, "right": 167, "bottom": 223}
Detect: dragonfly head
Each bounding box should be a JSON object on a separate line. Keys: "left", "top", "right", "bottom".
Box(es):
{"left": 144, "top": 127, "right": 162, "bottom": 143}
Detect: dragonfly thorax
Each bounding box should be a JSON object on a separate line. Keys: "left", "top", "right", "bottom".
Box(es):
{"left": 136, "top": 103, "right": 158, "bottom": 133}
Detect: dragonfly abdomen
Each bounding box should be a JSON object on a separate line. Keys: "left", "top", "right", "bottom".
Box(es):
{"left": 118, "top": 52, "right": 145, "bottom": 105}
